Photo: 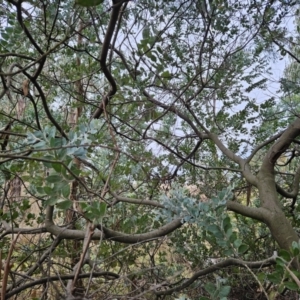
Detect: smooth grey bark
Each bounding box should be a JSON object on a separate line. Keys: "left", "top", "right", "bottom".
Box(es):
{"left": 45, "top": 206, "right": 182, "bottom": 243}
{"left": 227, "top": 118, "right": 300, "bottom": 268}
{"left": 257, "top": 119, "right": 300, "bottom": 254}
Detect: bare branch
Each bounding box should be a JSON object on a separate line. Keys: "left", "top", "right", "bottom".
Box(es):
{"left": 276, "top": 165, "right": 300, "bottom": 199}
{"left": 261, "top": 118, "right": 300, "bottom": 173}
{"left": 156, "top": 255, "right": 276, "bottom": 295}
{"left": 246, "top": 130, "right": 284, "bottom": 163}
{"left": 111, "top": 192, "right": 165, "bottom": 208}
{"left": 92, "top": 0, "right": 129, "bottom": 119}
{"left": 5, "top": 271, "right": 119, "bottom": 299}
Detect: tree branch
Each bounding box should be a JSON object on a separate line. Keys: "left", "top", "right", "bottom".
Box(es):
{"left": 45, "top": 206, "right": 182, "bottom": 243}
{"left": 226, "top": 201, "right": 268, "bottom": 222}
{"left": 5, "top": 237, "right": 62, "bottom": 293}
{"left": 209, "top": 133, "right": 258, "bottom": 186}
{"left": 156, "top": 255, "right": 276, "bottom": 295}
{"left": 92, "top": 0, "right": 128, "bottom": 119}
{"left": 111, "top": 192, "right": 165, "bottom": 208}
{"left": 5, "top": 271, "right": 119, "bottom": 299}
{"left": 246, "top": 130, "right": 284, "bottom": 163}
{"left": 276, "top": 165, "right": 300, "bottom": 198}
{"left": 0, "top": 222, "right": 47, "bottom": 239}
{"left": 261, "top": 118, "right": 300, "bottom": 173}
{"left": 99, "top": 218, "right": 182, "bottom": 244}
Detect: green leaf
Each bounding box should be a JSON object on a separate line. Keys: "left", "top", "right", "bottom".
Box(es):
{"left": 75, "top": 0, "right": 104, "bottom": 7}
{"left": 80, "top": 202, "right": 89, "bottom": 212}
{"left": 278, "top": 283, "right": 285, "bottom": 294}
{"left": 284, "top": 281, "right": 299, "bottom": 291}
{"left": 21, "top": 175, "right": 31, "bottom": 182}
{"left": 52, "top": 162, "right": 62, "bottom": 173}
{"left": 56, "top": 200, "right": 72, "bottom": 210}
{"left": 276, "top": 257, "right": 286, "bottom": 267}
{"left": 44, "top": 186, "right": 53, "bottom": 195}
{"left": 46, "top": 174, "right": 62, "bottom": 183}
{"left": 225, "top": 227, "right": 232, "bottom": 239}
{"left": 292, "top": 270, "right": 300, "bottom": 278}
{"left": 291, "top": 241, "right": 300, "bottom": 256}
{"left": 70, "top": 164, "right": 81, "bottom": 176}
{"left": 53, "top": 180, "right": 69, "bottom": 192}
{"left": 222, "top": 216, "right": 231, "bottom": 229}
{"left": 161, "top": 70, "right": 172, "bottom": 79}
{"left": 61, "top": 184, "right": 70, "bottom": 198}
{"left": 233, "top": 238, "right": 242, "bottom": 248}
{"left": 57, "top": 148, "right": 67, "bottom": 160}
{"left": 204, "top": 282, "right": 216, "bottom": 296}
{"left": 223, "top": 248, "right": 234, "bottom": 256}
{"left": 257, "top": 272, "right": 266, "bottom": 282}
{"left": 142, "top": 27, "right": 150, "bottom": 40}
{"left": 207, "top": 224, "right": 221, "bottom": 235}
{"left": 41, "top": 155, "right": 55, "bottom": 167}
{"left": 45, "top": 197, "right": 58, "bottom": 206}
{"left": 279, "top": 249, "right": 291, "bottom": 262}
{"left": 218, "top": 285, "right": 231, "bottom": 297}
{"left": 61, "top": 167, "right": 74, "bottom": 180}
{"left": 73, "top": 147, "right": 86, "bottom": 158}
{"left": 1, "top": 32, "right": 9, "bottom": 41}
{"left": 294, "top": 247, "right": 300, "bottom": 256}
{"left": 36, "top": 186, "right": 45, "bottom": 195}
{"left": 147, "top": 53, "right": 156, "bottom": 62}
{"left": 50, "top": 137, "right": 64, "bottom": 148}
{"left": 229, "top": 232, "right": 238, "bottom": 243}
{"left": 98, "top": 202, "right": 107, "bottom": 218}
{"left": 47, "top": 126, "right": 56, "bottom": 139}
{"left": 238, "top": 244, "right": 248, "bottom": 254}
{"left": 34, "top": 140, "right": 46, "bottom": 149}
{"left": 267, "top": 271, "right": 282, "bottom": 284}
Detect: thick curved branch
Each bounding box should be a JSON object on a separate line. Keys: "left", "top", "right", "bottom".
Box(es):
{"left": 23, "top": 69, "right": 68, "bottom": 139}
{"left": 156, "top": 255, "right": 276, "bottom": 295}
{"left": 92, "top": 0, "right": 127, "bottom": 119}
{"left": 45, "top": 206, "right": 182, "bottom": 243}
{"left": 0, "top": 222, "right": 47, "bottom": 239}
{"left": 261, "top": 118, "right": 300, "bottom": 174}
{"left": 226, "top": 200, "right": 268, "bottom": 223}
{"left": 209, "top": 133, "right": 258, "bottom": 186}
{"left": 16, "top": 2, "right": 43, "bottom": 54}
{"left": 99, "top": 218, "right": 182, "bottom": 243}
{"left": 45, "top": 206, "right": 103, "bottom": 240}
{"left": 276, "top": 165, "right": 300, "bottom": 199}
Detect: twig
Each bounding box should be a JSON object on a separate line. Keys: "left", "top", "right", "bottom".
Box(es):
{"left": 244, "top": 264, "right": 269, "bottom": 300}
{"left": 284, "top": 264, "right": 300, "bottom": 288}
{"left": 67, "top": 223, "right": 94, "bottom": 297}
{"left": 1, "top": 232, "right": 20, "bottom": 300}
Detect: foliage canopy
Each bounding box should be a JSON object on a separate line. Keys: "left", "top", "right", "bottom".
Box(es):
{"left": 1, "top": 0, "right": 300, "bottom": 299}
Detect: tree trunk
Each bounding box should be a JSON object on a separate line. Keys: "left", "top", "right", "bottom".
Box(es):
{"left": 257, "top": 170, "right": 299, "bottom": 269}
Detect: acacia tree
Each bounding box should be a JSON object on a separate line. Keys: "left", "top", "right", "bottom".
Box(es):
{"left": 0, "top": 0, "right": 300, "bottom": 299}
